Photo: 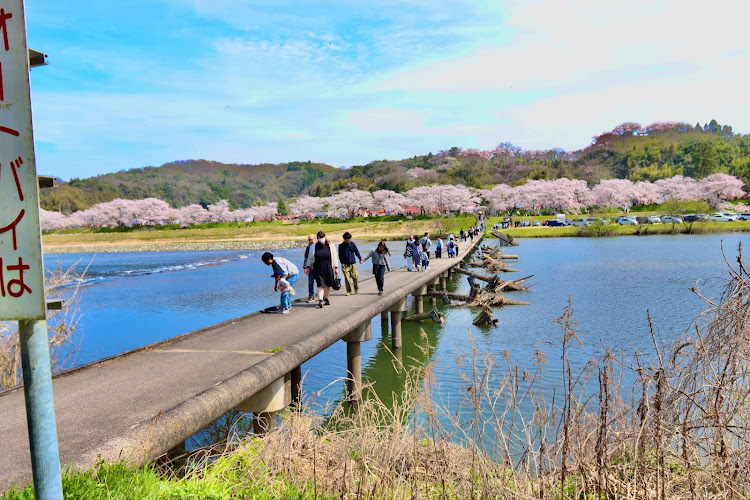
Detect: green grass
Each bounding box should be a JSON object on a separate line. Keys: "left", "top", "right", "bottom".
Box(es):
{"left": 486, "top": 216, "right": 750, "bottom": 238}
{"left": 1, "top": 459, "right": 317, "bottom": 500}
{"left": 42, "top": 214, "right": 478, "bottom": 247}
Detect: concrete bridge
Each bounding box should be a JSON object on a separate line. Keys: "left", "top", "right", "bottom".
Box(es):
{"left": 0, "top": 236, "right": 482, "bottom": 491}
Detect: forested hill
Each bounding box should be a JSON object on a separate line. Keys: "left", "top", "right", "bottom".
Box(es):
{"left": 41, "top": 120, "right": 750, "bottom": 213}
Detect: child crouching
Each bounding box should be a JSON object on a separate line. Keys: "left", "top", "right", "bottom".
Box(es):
{"left": 278, "top": 277, "right": 295, "bottom": 314}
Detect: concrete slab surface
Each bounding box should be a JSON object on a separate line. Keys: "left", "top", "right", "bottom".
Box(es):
{"left": 0, "top": 237, "right": 482, "bottom": 491}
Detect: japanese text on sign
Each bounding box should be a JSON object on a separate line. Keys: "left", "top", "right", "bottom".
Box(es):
{"left": 0, "top": 0, "right": 45, "bottom": 320}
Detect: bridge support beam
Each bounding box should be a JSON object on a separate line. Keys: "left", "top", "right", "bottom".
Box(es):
{"left": 237, "top": 374, "right": 291, "bottom": 435}
{"left": 388, "top": 298, "right": 407, "bottom": 349}
{"left": 342, "top": 322, "right": 372, "bottom": 401}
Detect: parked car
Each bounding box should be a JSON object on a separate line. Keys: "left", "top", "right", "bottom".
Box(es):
{"left": 615, "top": 216, "right": 638, "bottom": 225}
{"left": 570, "top": 218, "right": 589, "bottom": 227}
{"left": 635, "top": 216, "right": 652, "bottom": 224}
{"left": 683, "top": 213, "right": 709, "bottom": 222}
{"left": 587, "top": 217, "right": 610, "bottom": 225}
{"left": 647, "top": 215, "right": 661, "bottom": 224}
{"left": 544, "top": 219, "right": 567, "bottom": 227}
{"left": 708, "top": 213, "right": 736, "bottom": 222}
{"left": 721, "top": 212, "right": 739, "bottom": 221}
{"left": 738, "top": 212, "right": 750, "bottom": 221}
{"left": 661, "top": 215, "right": 683, "bottom": 224}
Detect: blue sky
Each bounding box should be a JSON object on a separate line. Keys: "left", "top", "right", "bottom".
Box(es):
{"left": 24, "top": 0, "right": 750, "bottom": 180}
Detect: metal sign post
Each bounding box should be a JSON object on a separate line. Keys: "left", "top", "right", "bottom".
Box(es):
{"left": 0, "top": 1, "right": 63, "bottom": 498}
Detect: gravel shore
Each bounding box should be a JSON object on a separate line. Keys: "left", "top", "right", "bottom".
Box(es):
{"left": 43, "top": 240, "right": 306, "bottom": 254}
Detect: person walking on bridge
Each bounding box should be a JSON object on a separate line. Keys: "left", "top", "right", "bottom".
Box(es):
{"left": 338, "top": 232, "right": 362, "bottom": 296}
{"left": 307, "top": 230, "right": 340, "bottom": 309}
{"left": 419, "top": 232, "right": 432, "bottom": 259}
{"left": 410, "top": 235, "right": 422, "bottom": 271}
{"left": 303, "top": 234, "right": 317, "bottom": 303}
{"left": 262, "top": 252, "right": 299, "bottom": 312}
{"left": 361, "top": 241, "right": 391, "bottom": 295}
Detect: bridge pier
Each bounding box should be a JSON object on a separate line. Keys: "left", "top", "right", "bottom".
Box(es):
{"left": 388, "top": 298, "right": 407, "bottom": 349}
{"left": 342, "top": 322, "right": 372, "bottom": 401}
{"left": 427, "top": 277, "right": 439, "bottom": 307}
{"left": 439, "top": 272, "right": 448, "bottom": 291}
{"left": 237, "top": 374, "right": 291, "bottom": 435}
{"left": 413, "top": 285, "right": 428, "bottom": 314}
{"left": 291, "top": 366, "right": 302, "bottom": 407}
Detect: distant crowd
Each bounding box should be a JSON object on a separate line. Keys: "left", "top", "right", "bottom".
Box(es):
{"left": 260, "top": 223, "right": 484, "bottom": 315}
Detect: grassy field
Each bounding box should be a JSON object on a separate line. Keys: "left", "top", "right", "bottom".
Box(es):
{"left": 42, "top": 215, "right": 479, "bottom": 250}
{"left": 486, "top": 216, "right": 750, "bottom": 238}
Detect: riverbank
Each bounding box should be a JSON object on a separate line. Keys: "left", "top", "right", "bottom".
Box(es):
{"left": 488, "top": 216, "right": 750, "bottom": 238}
{"left": 41, "top": 216, "right": 477, "bottom": 254}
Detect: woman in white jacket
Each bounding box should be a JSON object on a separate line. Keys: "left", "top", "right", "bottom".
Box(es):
{"left": 306, "top": 230, "right": 340, "bottom": 308}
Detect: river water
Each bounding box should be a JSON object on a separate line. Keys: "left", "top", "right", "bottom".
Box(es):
{"left": 44, "top": 233, "right": 746, "bottom": 446}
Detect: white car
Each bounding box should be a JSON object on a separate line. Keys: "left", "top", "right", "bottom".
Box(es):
{"left": 661, "top": 215, "right": 683, "bottom": 224}
{"left": 738, "top": 212, "right": 750, "bottom": 221}
{"left": 647, "top": 215, "right": 661, "bottom": 224}
{"left": 708, "top": 213, "right": 736, "bottom": 222}
{"left": 615, "top": 216, "right": 638, "bottom": 225}
{"left": 570, "top": 218, "right": 589, "bottom": 227}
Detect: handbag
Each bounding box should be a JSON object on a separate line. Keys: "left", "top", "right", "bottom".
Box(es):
{"left": 332, "top": 277, "right": 342, "bottom": 291}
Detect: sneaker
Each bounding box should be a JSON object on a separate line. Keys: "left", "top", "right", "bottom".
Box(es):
{"left": 324, "top": 299, "right": 331, "bottom": 306}
{"left": 378, "top": 291, "right": 383, "bottom": 296}
{"left": 317, "top": 301, "right": 324, "bottom": 309}
{"left": 277, "top": 309, "right": 285, "bottom": 314}
{"left": 281, "top": 309, "right": 289, "bottom": 314}
{"left": 307, "top": 296, "right": 315, "bottom": 303}
{"left": 346, "top": 292, "right": 350, "bottom": 296}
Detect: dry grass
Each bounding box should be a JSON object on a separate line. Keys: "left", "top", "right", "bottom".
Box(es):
{"left": 0, "top": 264, "right": 84, "bottom": 390}
{"left": 168, "top": 244, "right": 750, "bottom": 499}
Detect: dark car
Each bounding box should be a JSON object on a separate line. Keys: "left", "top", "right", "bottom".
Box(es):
{"left": 683, "top": 213, "right": 709, "bottom": 222}
{"left": 635, "top": 216, "right": 652, "bottom": 224}
{"left": 545, "top": 220, "right": 567, "bottom": 227}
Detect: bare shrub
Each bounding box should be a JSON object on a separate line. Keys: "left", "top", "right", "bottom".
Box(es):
{"left": 171, "top": 246, "right": 750, "bottom": 499}
{"left": 0, "top": 264, "right": 84, "bottom": 390}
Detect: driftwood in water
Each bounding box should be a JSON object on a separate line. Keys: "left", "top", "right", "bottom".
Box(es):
{"left": 479, "top": 245, "right": 518, "bottom": 259}
{"left": 468, "top": 258, "right": 521, "bottom": 273}
{"left": 403, "top": 308, "right": 445, "bottom": 324}
{"left": 491, "top": 230, "right": 519, "bottom": 246}
{"left": 427, "top": 291, "right": 469, "bottom": 302}
{"left": 473, "top": 307, "right": 498, "bottom": 326}
{"left": 453, "top": 267, "right": 531, "bottom": 290}
{"left": 454, "top": 266, "right": 491, "bottom": 282}
{"left": 468, "top": 283, "right": 481, "bottom": 301}
{"left": 485, "top": 274, "right": 534, "bottom": 293}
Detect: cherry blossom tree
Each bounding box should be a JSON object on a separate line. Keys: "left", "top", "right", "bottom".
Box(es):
{"left": 327, "top": 189, "right": 374, "bottom": 218}
{"left": 372, "top": 190, "right": 407, "bottom": 214}
{"left": 39, "top": 208, "right": 69, "bottom": 230}
{"left": 133, "top": 198, "right": 174, "bottom": 226}
{"left": 697, "top": 173, "right": 746, "bottom": 207}
{"left": 592, "top": 179, "right": 640, "bottom": 209}
{"left": 289, "top": 195, "right": 327, "bottom": 217}
{"left": 485, "top": 184, "right": 513, "bottom": 211}
{"left": 655, "top": 175, "right": 700, "bottom": 201}
{"left": 207, "top": 200, "right": 232, "bottom": 223}
{"left": 175, "top": 204, "right": 209, "bottom": 227}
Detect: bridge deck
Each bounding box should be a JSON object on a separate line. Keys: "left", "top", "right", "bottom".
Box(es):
{"left": 0, "top": 237, "right": 481, "bottom": 491}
